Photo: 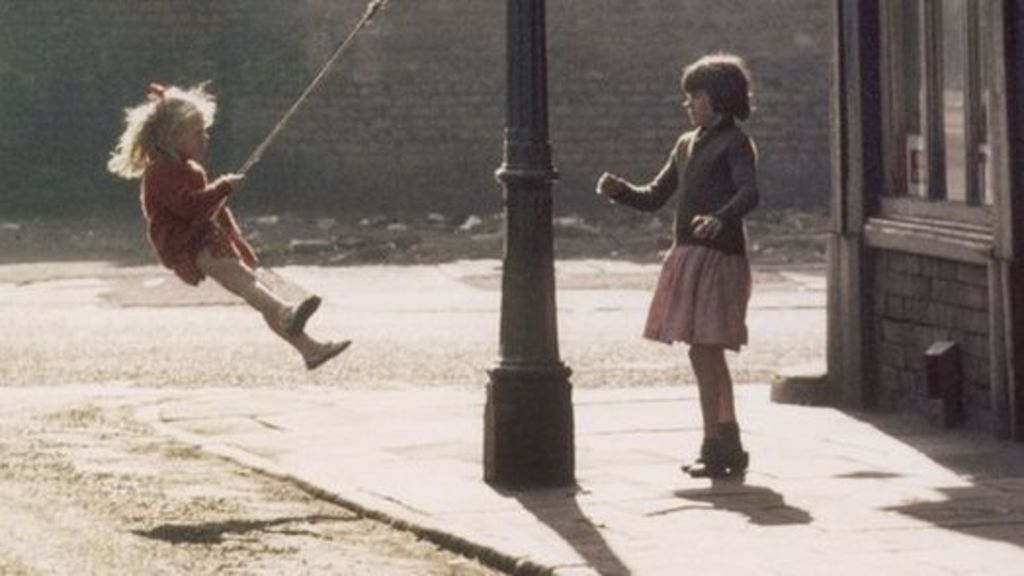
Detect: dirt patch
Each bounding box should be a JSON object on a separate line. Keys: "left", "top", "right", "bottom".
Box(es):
{"left": 0, "top": 397, "right": 503, "bottom": 575}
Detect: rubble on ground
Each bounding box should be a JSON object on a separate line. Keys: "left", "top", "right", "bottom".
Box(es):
{"left": 0, "top": 209, "right": 829, "bottom": 268}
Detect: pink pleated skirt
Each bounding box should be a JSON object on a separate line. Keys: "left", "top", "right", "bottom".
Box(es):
{"left": 644, "top": 244, "right": 752, "bottom": 351}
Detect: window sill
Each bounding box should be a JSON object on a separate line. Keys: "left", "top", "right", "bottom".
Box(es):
{"left": 880, "top": 196, "right": 994, "bottom": 226}
{"left": 864, "top": 215, "right": 993, "bottom": 264}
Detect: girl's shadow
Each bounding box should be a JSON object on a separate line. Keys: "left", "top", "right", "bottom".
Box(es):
{"left": 655, "top": 477, "right": 813, "bottom": 526}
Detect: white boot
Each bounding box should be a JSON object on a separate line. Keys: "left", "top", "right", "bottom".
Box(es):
{"left": 279, "top": 295, "right": 322, "bottom": 337}
{"left": 304, "top": 340, "right": 352, "bottom": 371}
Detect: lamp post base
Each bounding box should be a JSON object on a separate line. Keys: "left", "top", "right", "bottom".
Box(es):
{"left": 484, "top": 363, "right": 575, "bottom": 487}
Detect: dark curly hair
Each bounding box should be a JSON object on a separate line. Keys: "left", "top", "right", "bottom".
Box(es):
{"left": 681, "top": 53, "right": 753, "bottom": 121}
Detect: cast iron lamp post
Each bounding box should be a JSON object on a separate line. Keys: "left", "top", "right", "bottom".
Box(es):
{"left": 484, "top": 0, "right": 575, "bottom": 487}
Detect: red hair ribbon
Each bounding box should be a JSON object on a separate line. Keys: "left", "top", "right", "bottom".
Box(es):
{"left": 146, "top": 82, "right": 167, "bottom": 101}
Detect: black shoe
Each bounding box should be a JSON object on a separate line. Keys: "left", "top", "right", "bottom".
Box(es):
{"left": 682, "top": 438, "right": 728, "bottom": 478}
{"left": 721, "top": 448, "right": 749, "bottom": 476}
{"left": 719, "top": 421, "right": 749, "bottom": 476}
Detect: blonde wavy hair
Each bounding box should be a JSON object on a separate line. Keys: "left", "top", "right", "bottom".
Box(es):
{"left": 107, "top": 83, "right": 217, "bottom": 179}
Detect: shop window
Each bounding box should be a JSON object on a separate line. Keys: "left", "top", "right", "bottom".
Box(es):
{"left": 976, "top": 0, "right": 994, "bottom": 205}
{"left": 883, "top": 0, "right": 994, "bottom": 212}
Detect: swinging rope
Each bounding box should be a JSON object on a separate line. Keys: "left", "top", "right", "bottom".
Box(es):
{"left": 237, "top": 0, "right": 390, "bottom": 175}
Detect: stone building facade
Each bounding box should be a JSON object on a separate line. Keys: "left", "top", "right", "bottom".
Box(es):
{"left": 831, "top": 0, "right": 1024, "bottom": 440}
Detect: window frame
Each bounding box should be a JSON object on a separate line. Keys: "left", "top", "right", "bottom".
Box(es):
{"left": 879, "top": 0, "right": 996, "bottom": 225}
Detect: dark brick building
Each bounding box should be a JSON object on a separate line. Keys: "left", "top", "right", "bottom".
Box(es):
{"left": 0, "top": 0, "right": 829, "bottom": 217}
{"left": 831, "top": 0, "right": 1024, "bottom": 440}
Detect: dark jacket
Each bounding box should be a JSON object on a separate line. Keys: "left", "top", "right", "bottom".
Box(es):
{"left": 611, "top": 117, "right": 759, "bottom": 255}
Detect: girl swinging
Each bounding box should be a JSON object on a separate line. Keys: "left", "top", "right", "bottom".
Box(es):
{"left": 108, "top": 83, "right": 350, "bottom": 370}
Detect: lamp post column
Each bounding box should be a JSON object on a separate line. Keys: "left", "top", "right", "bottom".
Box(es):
{"left": 484, "top": 0, "right": 575, "bottom": 487}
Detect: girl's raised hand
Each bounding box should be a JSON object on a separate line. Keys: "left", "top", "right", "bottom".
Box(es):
{"left": 596, "top": 172, "right": 626, "bottom": 198}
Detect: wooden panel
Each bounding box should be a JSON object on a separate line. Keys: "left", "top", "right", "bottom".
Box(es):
{"left": 879, "top": 196, "right": 993, "bottom": 226}
{"left": 831, "top": 0, "right": 882, "bottom": 409}
{"left": 1001, "top": 0, "right": 1024, "bottom": 440}
{"left": 863, "top": 216, "right": 993, "bottom": 264}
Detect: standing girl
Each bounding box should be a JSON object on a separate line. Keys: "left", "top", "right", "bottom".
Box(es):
{"left": 596, "top": 54, "right": 758, "bottom": 477}
{"left": 108, "top": 83, "right": 350, "bottom": 370}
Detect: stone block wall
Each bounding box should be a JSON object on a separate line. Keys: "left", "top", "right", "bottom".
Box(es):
{"left": 0, "top": 0, "right": 831, "bottom": 217}
{"left": 873, "top": 250, "right": 991, "bottom": 430}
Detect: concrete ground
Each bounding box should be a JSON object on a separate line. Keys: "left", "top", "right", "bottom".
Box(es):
{"left": 143, "top": 384, "right": 1024, "bottom": 575}
{"left": 2, "top": 383, "right": 1022, "bottom": 575}
{"left": 9, "top": 259, "right": 1022, "bottom": 574}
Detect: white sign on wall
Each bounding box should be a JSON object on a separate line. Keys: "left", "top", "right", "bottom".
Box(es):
{"left": 906, "top": 134, "right": 927, "bottom": 197}
{"left": 977, "top": 143, "right": 993, "bottom": 205}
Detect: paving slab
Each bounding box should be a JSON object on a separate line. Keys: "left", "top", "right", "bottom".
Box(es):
{"left": 133, "top": 384, "right": 1024, "bottom": 575}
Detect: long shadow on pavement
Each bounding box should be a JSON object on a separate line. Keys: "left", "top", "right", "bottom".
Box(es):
{"left": 506, "top": 487, "right": 633, "bottom": 576}
{"left": 852, "top": 412, "right": 1024, "bottom": 550}
{"left": 651, "top": 476, "right": 813, "bottom": 526}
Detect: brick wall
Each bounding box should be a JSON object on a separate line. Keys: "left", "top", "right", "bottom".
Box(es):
{"left": 0, "top": 0, "right": 831, "bottom": 217}
{"left": 873, "top": 250, "right": 991, "bottom": 430}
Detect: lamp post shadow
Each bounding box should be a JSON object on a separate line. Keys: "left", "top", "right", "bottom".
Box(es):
{"left": 496, "top": 486, "right": 633, "bottom": 576}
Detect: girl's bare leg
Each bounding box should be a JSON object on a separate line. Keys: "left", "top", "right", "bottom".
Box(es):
{"left": 688, "top": 345, "right": 722, "bottom": 439}
{"left": 712, "top": 351, "right": 737, "bottom": 424}
{"left": 195, "top": 249, "right": 325, "bottom": 359}
{"left": 704, "top": 346, "right": 748, "bottom": 474}
{"left": 684, "top": 344, "right": 749, "bottom": 477}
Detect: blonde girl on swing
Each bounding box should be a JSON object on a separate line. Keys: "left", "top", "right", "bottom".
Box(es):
{"left": 108, "top": 83, "right": 350, "bottom": 370}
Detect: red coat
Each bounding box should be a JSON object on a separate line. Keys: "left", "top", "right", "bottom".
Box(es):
{"left": 140, "top": 158, "right": 259, "bottom": 285}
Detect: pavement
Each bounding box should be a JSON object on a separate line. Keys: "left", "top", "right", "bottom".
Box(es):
{"left": 122, "top": 384, "right": 1024, "bottom": 576}
{"left": 5, "top": 259, "right": 1024, "bottom": 574}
